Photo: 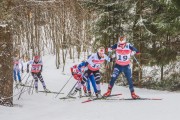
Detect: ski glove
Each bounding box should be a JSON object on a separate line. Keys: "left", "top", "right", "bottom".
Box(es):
{"left": 107, "top": 48, "right": 112, "bottom": 52}
{"left": 130, "top": 51, "right": 136, "bottom": 56}
{"left": 112, "top": 54, "right": 116, "bottom": 58}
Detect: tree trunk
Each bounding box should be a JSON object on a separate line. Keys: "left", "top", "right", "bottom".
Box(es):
{"left": 161, "top": 65, "right": 164, "bottom": 81}
{"left": 0, "top": 25, "right": 13, "bottom": 107}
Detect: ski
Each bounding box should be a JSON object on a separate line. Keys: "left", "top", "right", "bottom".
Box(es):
{"left": 38, "top": 91, "right": 64, "bottom": 94}
{"left": 79, "top": 95, "right": 94, "bottom": 98}
{"left": 81, "top": 93, "right": 122, "bottom": 103}
{"left": 59, "top": 96, "right": 76, "bottom": 99}
{"left": 86, "top": 97, "right": 162, "bottom": 101}
{"left": 116, "top": 98, "right": 162, "bottom": 100}
{"left": 19, "top": 84, "right": 33, "bottom": 88}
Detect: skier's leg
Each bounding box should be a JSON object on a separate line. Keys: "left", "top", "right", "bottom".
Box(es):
{"left": 37, "top": 72, "right": 48, "bottom": 91}
{"left": 104, "top": 64, "right": 122, "bottom": 97}
{"left": 32, "top": 73, "right": 38, "bottom": 92}
{"left": 86, "top": 79, "right": 91, "bottom": 92}
{"left": 123, "top": 65, "right": 139, "bottom": 99}
{"left": 93, "top": 70, "right": 104, "bottom": 98}
{"left": 89, "top": 75, "right": 98, "bottom": 93}
{"left": 123, "top": 65, "right": 134, "bottom": 92}
{"left": 13, "top": 70, "right": 17, "bottom": 82}
{"left": 71, "top": 69, "right": 92, "bottom": 96}
{"left": 85, "top": 78, "right": 92, "bottom": 96}
{"left": 17, "top": 70, "right": 21, "bottom": 83}
{"left": 71, "top": 81, "right": 82, "bottom": 96}
{"left": 94, "top": 71, "right": 101, "bottom": 93}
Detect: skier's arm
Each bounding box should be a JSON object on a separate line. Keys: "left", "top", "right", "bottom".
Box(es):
{"left": 86, "top": 54, "right": 95, "bottom": 66}
{"left": 129, "top": 44, "right": 140, "bottom": 55}
{"left": 40, "top": 60, "right": 43, "bottom": 72}
{"left": 26, "top": 60, "right": 33, "bottom": 73}
{"left": 84, "top": 61, "right": 88, "bottom": 67}
{"left": 107, "top": 44, "right": 117, "bottom": 52}
{"left": 104, "top": 54, "right": 113, "bottom": 62}
{"left": 20, "top": 59, "right": 24, "bottom": 73}
{"left": 111, "top": 44, "right": 118, "bottom": 50}
{"left": 78, "top": 62, "right": 86, "bottom": 72}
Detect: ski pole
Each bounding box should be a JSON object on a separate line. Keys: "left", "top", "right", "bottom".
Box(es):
{"left": 105, "top": 51, "right": 112, "bottom": 69}
{"left": 21, "top": 72, "right": 28, "bottom": 81}
{"left": 66, "top": 81, "right": 78, "bottom": 97}
{"left": 133, "top": 55, "right": 142, "bottom": 69}
{"left": 55, "top": 75, "right": 73, "bottom": 98}
{"left": 18, "top": 73, "right": 31, "bottom": 100}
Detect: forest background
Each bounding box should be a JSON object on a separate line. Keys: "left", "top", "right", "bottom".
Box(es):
{"left": 0, "top": 0, "right": 180, "bottom": 106}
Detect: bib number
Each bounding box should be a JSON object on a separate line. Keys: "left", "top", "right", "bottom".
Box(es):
{"left": 118, "top": 55, "right": 127, "bottom": 61}
{"left": 92, "top": 64, "right": 100, "bottom": 68}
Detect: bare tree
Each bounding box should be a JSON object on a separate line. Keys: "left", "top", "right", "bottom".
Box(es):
{"left": 0, "top": 25, "right": 13, "bottom": 107}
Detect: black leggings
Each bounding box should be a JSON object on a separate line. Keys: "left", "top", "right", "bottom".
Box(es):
{"left": 81, "top": 69, "right": 101, "bottom": 85}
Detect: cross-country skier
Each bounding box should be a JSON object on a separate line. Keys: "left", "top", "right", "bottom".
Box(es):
{"left": 78, "top": 61, "right": 98, "bottom": 96}
{"left": 26, "top": 56, "right": 49, "bottom": 93}
{"left": 70, "top": 60, "right": 98, "bottom": 97}
{"left": 72, "top": 47, "right": 112, "bottom": 98}
{"left": 103, "top": 35, "right": 140, "bottom": 99}
{"left": 70, "top": 64, "right": 87, "bottom": 96}
{"left": 13, "top": 54, "right": 24, "bottom": 85}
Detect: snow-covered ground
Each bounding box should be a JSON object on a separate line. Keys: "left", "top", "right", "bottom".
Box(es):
{"left": 1, "top": 55, "right": 180, "bottom": 120}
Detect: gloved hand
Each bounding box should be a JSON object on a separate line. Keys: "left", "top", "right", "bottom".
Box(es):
{"left": 71, "top": 72, "right": 75, "bottom": 75}
{"left": 112, "top": 54, "right": 116, "bottom": 58}
{"left": 84, "top": 66, "right": 88, "bottom": 71}
{"left": 21, "top": 69, "right": 24, "bottom": 73}
{"left": 131, "top": 51, "right": 136, "bottom": 56}
{"left": 107, "top": 48, "right": 112, "bottom": 52}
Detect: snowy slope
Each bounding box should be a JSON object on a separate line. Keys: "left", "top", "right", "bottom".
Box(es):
{"left": 1, "top": 55, "right": 180, "bottom": 120}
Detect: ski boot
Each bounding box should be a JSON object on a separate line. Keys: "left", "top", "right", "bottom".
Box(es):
{"left": 44, "top": 87, "right": 50, "bottom": 93}
{"left": 84, "top": 91, "right": 88, "bottom": 97}
{"left": 95, "top": 92, "right": 103, "bottom": 99}
{"left": 84, "top": 90, "right": 92, "bottom": 97}
{"left": 19, "top": 81, "right": 24, "bottom": 86}
{"left": 131, "top": 92, "right": 140, "bottom": 99}
{"left": 14, "top": 80, "right": 18, "bottom": 86}
{"left": 79, "top": 88, "right": 82, "bottom": 97}
{"left": 103, "top": 89, "right": 111, "bottom": 97}
{"left": 35, "top": 87, "right": 38, "bottom": 93}
{"left": 71, "top": 88, "right": 81, "bottom": 96}
{"left": 97, "top": 90, "right": 101, "bottom": 94}
{"left": 88, "top": 91, "right": 92, "bottom": 97}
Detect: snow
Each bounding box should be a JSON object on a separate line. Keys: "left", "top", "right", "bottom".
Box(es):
{"left": 1, "top": 54, "right": 180, "bottom": 120}
{"left": 0, "top": 24, "right": 8, "bottom": 27}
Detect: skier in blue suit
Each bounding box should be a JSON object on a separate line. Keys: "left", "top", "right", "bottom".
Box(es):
{"left": 77, "top": 61, "right": 98, "bottom": 96}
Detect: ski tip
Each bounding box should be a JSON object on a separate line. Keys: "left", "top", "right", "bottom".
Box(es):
{"left": 149, "top": 98, "right": 162, "bottom": 100}
{"left": 82, "top": 100, "right": 92, "bottom": 103}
